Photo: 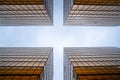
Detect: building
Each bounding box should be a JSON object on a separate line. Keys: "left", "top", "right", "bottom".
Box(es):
{"left": 0, "top": 47, "right": 53, "bottom": 80}
{"left": 64, "top": 0, "right": 120, "bottom": 26}
{"left": 0, "top": 0, "right": 53, "bottom": 26}
{"left": 64, "top": 47, "right": 120, "bottom": 80}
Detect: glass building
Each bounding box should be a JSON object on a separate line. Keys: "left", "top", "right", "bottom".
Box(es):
{"left": 64, "top": 0, "right": 120, "bottom": 26}
{"left": 0, "top": 47, "right": 53, "bottom": 80}
{"left": 0, "top": 0, "right": 53, "bottom": 26}
{"left": 64, "top": 47, "right": 120, "bottom": 80}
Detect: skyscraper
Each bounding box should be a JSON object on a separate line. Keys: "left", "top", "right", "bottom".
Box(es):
{"left": 0, "top": 47, "right": 53, "bottom": 80}
{"left": 0, "top": 0, "right": 53, "bottom": 26}
{"left": 64, "top": 0, "right": 120, "bottom": 26}
{"left": 64, "top": 47, "right": 120, "bottom": 80}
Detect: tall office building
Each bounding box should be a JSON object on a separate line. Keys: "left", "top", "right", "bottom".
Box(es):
{"left": 0, "top": 0, "right": 53, "bottom": 26}
{"left": 0, "top": 47, "right": 53, "bottom": 80}
{"left": 64, "top": 47, "right": 120, "bottom": 80}
{"left": 64, "top": 0, "right": 120, "bottom": 26}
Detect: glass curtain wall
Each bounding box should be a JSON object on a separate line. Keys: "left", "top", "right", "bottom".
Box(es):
{"left": 64, "top": 47, "right": 120, "bottom": 80}
{"left": 0, "top": 47, "right": 53, "bottom": 80}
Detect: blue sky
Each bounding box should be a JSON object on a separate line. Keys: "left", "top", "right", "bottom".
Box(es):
{"left": 0, "top": 0, "right": 120, "bottom": 80}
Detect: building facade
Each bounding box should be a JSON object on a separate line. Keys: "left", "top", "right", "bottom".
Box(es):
{"left": 64, "top": 47, "right": 120, "bottom": 80}
{"left": 0, "top": 0, "right": 53, "bottom": 26}
{"left": 0, "top": 47, "right": 53, "bottom": 80}
{"left": 64, "top": 0, "right": 120, "bottom": 26}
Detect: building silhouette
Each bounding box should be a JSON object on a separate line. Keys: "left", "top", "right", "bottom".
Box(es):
{"left": 0, "top": 0, "right": 53, "bottom": 26}
{"left": 64, "top": 47, "right": 120, "bottom": 80}
{"left": 64, "top": 0, "right": 120, "bottom": 26}
{"left": 0, "top": 47, "right": 53, "bottom": 80}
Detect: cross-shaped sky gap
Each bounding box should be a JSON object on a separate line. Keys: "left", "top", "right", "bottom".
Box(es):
{"left": 0, "top": 0, "right": 120, "bottom": 80}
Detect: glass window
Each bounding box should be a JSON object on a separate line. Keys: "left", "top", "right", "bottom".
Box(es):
{"left": 33, "top": 62, "right": 40, "bottom": 66}
{"left": 39, "top": 62, "right": 45, "bottom": 67}
{"left": 27, "top": 62, "right": 35, "bottom": 66}
{"left": 72, "top": 5, "right": 78, "bottom": 10}
{"left": 72, "top": 62, "right": 78, "bottom": 67}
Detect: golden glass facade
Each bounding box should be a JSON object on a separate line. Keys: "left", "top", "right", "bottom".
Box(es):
{"left": 64, "top": 47, "right": 120, "bottom": 80}
{"left": 64, "top": 0, "right": 120, "bottom": 26}
{"left": 0, "top": 0, "right": 53, "bottom": 26}
{"left": 0, "top": 47, "right": 53, "bottom": 80}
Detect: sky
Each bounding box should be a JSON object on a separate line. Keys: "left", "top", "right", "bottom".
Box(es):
{"left": 0, "top": 0, "right": 120, "bottom": 80}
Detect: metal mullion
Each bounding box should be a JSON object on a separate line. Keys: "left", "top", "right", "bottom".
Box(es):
{"left": 32, "top": 59, "right": 41, "bottom": 75}
{"left": 26, "top": 0, "right": 38, "bottom": 21}
{"left": 3, "top": 61, "right": 13, "bottom": 67}
{"left": 98, "top": 6, "right": 116, "bottom": 19}
{"left": 92, "top": 59, "right": 105, "bottom": 66}
{"left": 85, "top": 57, "right": 95, "bottom": 75}
{"left": 7, "top": 75, "right": 14, "bottom": 80}
{"left": 1, "top": 67, "right": 10, "bottom": 76}
{"left": 71, "top": 60, "right": 120, "bottom": 63}
{"left": 76, "top": 54, "right": 82, "bottom": 67}
{"left": 88, "top": 58, "right": 105, "bottom": 79}
{"left": 77, "top": 5, "right": 85, "bottom": 20}
{"left": 18, "top": 3, "right": 30, "bottom": 19}
{"left": 90, "top": 61, "right": 96, "bottom": 66}
{"left": 0, "top": 5, "right": 7, "bottom": 11}
{"left": 89, "top": 1, "right": 98, "bottom": 18}
{"left": 105, "top": 5, "right": 115, "bottom": 11}
{"left": 4, "top": 16, "right": 43, "bottom": 20}
{"left": 2, "top": 5, "right": 16, "bottom": 15}
{"left": 79, "top": 5, "right": 91, "bottom": 18}
{"left": 9, "top": 62, "right": 22, "bottom": 76}
{"left": 38, "top": 60, "right": 42, "bottom": 67}
{"left": 0, "top": 63, "right": 10, "bottom": 77}
{"left": 31, "top": 5, "right": 40, "bottom": 23}
{"left": 41, "top": 55, "right": 49, "bottom": 64}
{"left": 74, "top": 55, "right": 79, "bottom": 61}
{"left": 74, "top": 5, "right": 79, "bottom": 20}
{"left": 107, "top": 66, "right": 116, "bottom": 73}
{"left": 98, "top": 5, "right": 115, "bottom": 21}
{"left": 83, "top": 0, "right": 96, "bottom": 18}
{"left": 78, "top": 5, "right": 88, "bottom": 20}
{"left": 11, "top": 0, "right": 24, "bottom": 15}
{"left": 16, "top": 62, "right": 25, "bottom": 67}
{"left": 103, "top": 61, "right": 112, "bottom": 66}
{"left": 83, "top": 5, "right": 94, "bottom": 19}
{"left": 111, "top": 60, "right": 120, "bottom": 65}
{"left": 8, "top": 5, "right": 19, "bottom": 15}
{"left": 43, "top": 54, "right": 46, "bottom": 62}
{"left": 76, "top": 13, "right": 120, "bottom": 16}
{"left": 25, "top": 62, "right": 34, "bottom": 75}
{"left": 103, "top": 66, "right": 118, "bottom": 79}
{"left": 23, "top": 57, "right": 29, "bottom": 62}
{"left": 71, "top": 5, "right": 78, "bottom": 21}
{"left": 102, "top": 66, "right": 112, "bottom": 76}
{"left": 3, "top": 62, "right": 16, "bottom": 76}
{"left": 71, "top": 54, "right": 77, "bottom": 67}
{"left": 113, "top": 6, "right": 120, "bottom": 11}
{"left": 19, "top": 0, "right": 35, "bottom": 22}
{"left": 30, "top": 56, "right": 36, "bottom": 63}
{"left": 9, "top": 61, "right": 19, "bottom": 66}
{"left": 37, "top": 5, "right": 46, "bottom": 23}
{"left": 104, "top": 66, "right": 114, "bottom": 74}
{"left": 91, "top": 11, "right": 98, "bottom": 19}
{"left": 80, "top": 16, "right": 119, "bottom": 20}
{"left": 105, "top": 7, "right": 118, "bottom": 20}
{"left": 17, "top": 59, "right": 31, "bottom": 79}
{"left": 27, "top": 57, "right": 33, "bottom": 62}
{"left": 75, "top": 0, "right": 120, "bottom": 5}
{"left": 113, "top": 60, "right": 120, "bottom": 66}
{"left": 2, "top": 18, "right": 45, "bottom": 20}
{"left": 0, "top": 0, "right": 41, "bottom": 5}
{"left": 17, "top": 55, "right": 25, "bottom": 75}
